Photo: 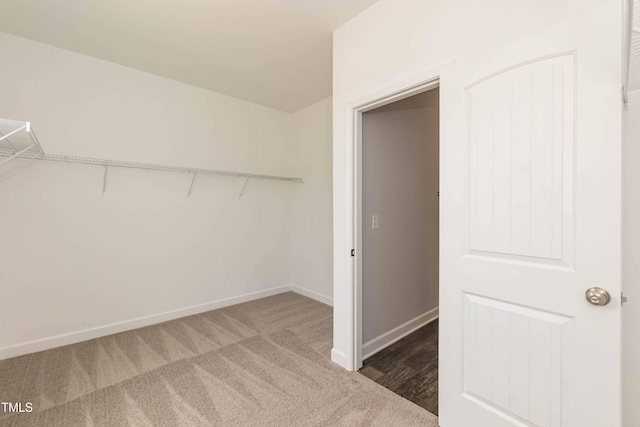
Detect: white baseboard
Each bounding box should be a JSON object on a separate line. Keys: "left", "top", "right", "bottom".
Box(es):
{"left": 331, "top": 348, "right": 348, "bottom": 368}
{"left": 0, "top": 283, "right": 334, "bottom": 361}
{"left": 0, "top": 285, "right": 291, "bottom": 361}
{"left": 288, "top": 284, "right": 333, "bottom": 306}
{"left": 362, "top": 306, "right": 439, "bottom": 360}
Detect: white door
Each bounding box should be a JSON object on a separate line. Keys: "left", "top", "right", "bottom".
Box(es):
{"left": 439, "top": 2, "right": 622, "bottom": 427}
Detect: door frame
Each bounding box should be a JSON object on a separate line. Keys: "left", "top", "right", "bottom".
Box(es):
{"left": 344, "top": 65, "right": 447, "bottom": 370}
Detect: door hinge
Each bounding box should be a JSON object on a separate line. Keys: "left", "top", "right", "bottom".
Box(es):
{"left": 351, "top": 249, "right": 355, "bottom": 257}
{"left": 622, "top": 292, "right": 628, "bottom": 305}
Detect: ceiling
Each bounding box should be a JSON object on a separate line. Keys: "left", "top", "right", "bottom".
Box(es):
{"left": 0, "top": 0, "right": 379, "bottom": 112}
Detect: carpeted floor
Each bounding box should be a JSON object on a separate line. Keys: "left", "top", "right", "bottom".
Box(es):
{"left": 0, "top": 292, "right": 438, "bottom": 426}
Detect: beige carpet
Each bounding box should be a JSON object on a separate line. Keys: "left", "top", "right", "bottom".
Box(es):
{"left": 0, "top": 292, "right": 438, "bottom": 426}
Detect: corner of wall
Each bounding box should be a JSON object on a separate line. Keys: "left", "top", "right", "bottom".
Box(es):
{"left": 288, "top": 96, "right": 334, "bottom": 302}
{"left": 289, "top": 284, "right": 333, "bottom": 306}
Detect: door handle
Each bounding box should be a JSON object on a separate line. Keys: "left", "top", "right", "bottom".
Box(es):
{"left": 585, "top": 287, "right": 611, "bottom": 306}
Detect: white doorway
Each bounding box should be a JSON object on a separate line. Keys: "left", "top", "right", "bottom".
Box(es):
{"left": 360, "top": 88, "right": 440, "bottom": 360}
{"left": 348, "top": 76, "right": 440, "bottom": 370}
{"left": 358, "top": 86, "right": 441, "bottom": 415}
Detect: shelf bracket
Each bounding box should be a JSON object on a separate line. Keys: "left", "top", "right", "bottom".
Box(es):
{"left": 238, "top": 176, "right": 251, "bottom": 199}
{"left": 0, "top": 120, "right": 45, "bottom": 169}
{"left": 0, "top": 130, "right": 18, "bottom": 152}
{"left": 0, "top": 124, "right": 28, "bottom": 145}
{"left": 102, "top": 162, "right": 109, "bottom": 195}
{"left": 188, "top": 172, "right": 198, "bottom": 198}
{"left": 25, "top": 124, "right": 44, "bottom": 157}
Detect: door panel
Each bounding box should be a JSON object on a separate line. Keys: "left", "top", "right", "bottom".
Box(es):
{"left": 463, "top": 294, "right": 572, "bottom": 426}
{"left": 467, "top": 55, "right": 572, "bottom": 264}
{"left": 440, "top": 2, "right": 622, "bottom": 426}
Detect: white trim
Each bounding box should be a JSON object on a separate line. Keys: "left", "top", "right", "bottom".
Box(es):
{"left": 0, "top": 284, "right": 335, "bottom": 360}
{"left": 331, "top": 348, "right": 348, "bottom": 367}
{"left": 339, "top": 63, "right": 452, "bottom": 371}
{"left": 289, "top": 284, "right": 333, "bottom": 306}
{"left": 346, "top": 60, "right": 454, "bottom": 111}
{"left": 0, "top": 285, "right": 291, "bottom": 360}
{"left": 362, "top": 307, "right": 439, "bottom": 360}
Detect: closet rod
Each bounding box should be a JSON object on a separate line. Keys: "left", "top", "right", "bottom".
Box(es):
{"left": 0, "top": 150, "right": 303, "bottom": 183}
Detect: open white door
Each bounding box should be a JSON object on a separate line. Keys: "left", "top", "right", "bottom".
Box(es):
{"left": 439, "top": 2, "right": 622, "bottom": 427}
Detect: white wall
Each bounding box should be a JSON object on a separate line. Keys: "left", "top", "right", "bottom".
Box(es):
{"left": 361, "top": 89, "right": 439, "bottom": 349}
{"left": 331, "top": 0, "right": 621, "bottom": 369}
{"left": 289, "top": 97, "right": 334, "bottom": 305}
{"left": 623, "top": 91, "right": 640, "bottom": 427}
{"left": 0, "top": 32, "right": 332, "bottom": 358}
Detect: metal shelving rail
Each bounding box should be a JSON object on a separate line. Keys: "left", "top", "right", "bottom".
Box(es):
{"left": 0, "top": 118, "right": 303, "bottom": 197}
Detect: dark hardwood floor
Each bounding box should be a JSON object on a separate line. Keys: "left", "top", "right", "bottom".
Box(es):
{"left": 359, "top": 319, "right": 438, "bottom": 415}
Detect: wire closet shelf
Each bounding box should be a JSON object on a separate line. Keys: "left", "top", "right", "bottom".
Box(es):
{"left": 0, "top": 118, "right": 303, "bottom": 197}
{"left": 0, "top": 118, "right": 44, "bottom": 167}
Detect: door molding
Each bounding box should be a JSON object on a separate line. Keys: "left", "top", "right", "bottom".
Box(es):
{"left": 342, "top": 63, "right": 449, "bottom": 370}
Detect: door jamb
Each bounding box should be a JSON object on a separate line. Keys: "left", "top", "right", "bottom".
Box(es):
{"left": 345, "top": 70, "right": 443, "bottom": 370}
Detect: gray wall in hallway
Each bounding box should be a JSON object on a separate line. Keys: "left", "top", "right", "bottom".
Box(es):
{"left": 362, "top": 88, "right": 439, "bottom": 344}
